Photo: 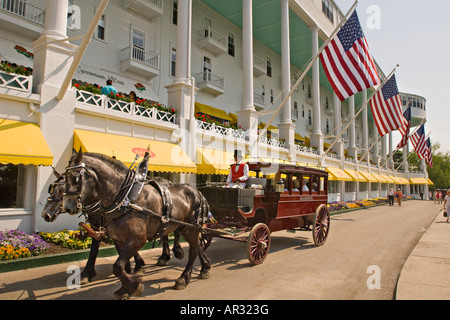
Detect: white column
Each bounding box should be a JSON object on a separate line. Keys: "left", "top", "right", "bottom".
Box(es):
{"left": 333, "top": 92, "right": 344, "bottom": 159}
{"left": 348, "top": 96, "right": 357, "bottom": 159}
{"left": 280, "top": 0, "right": 291, "bottom": 124}
{"left": 174, "top": 0, "right": 190, "bottom": 85}
{"left": 242, "top": 0, "right": 254, "bottom": 111}
{"left": 43, "top": 0, "right": 69, "bottom": 39}
{"left": 373, "top": 121, "right": 380, "bottom": 165}
{"left": 310, "top": 25, "right": 323, "bottom": 152}
{"left": 381, "top": 135, "right": 387, "bottom": 168}
{"left": 362, "top": 90, "right": 369, "bottom": 163}
{"left": 278, "top": 0, "right": 295, "bottom": 159}
{"left": 238, "top": 0, "right": 258, "bottom": 158}
{"left": 388, "top": 132, "right": 394, "bottom": 169}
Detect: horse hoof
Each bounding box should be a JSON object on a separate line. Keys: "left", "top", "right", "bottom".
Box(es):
{"left": 131, "top": 283, "right": 144, "bottom": 297}
{"left": 133, "top": 268, "right": 145, "bottom": 276}
{"left": 173, "top": 278, "right": 187, "bottom": 290}
{"left": 173, "top": 248, "right": 184, "bottom": 260}
{"left": 113, "top": 287, "right": 130, "bottom": 300}
{"left": 156, "top": 258, "right": 168, "bottom": 266}
{"left": 199, "top": 271, "right": 210, "bottom": 280}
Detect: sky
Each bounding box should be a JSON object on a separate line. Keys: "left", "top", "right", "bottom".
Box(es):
{"left": 334, "top": 0, "right": 450, "bottom": 154}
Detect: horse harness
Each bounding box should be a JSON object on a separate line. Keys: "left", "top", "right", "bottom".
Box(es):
{"left": 63, "top": 157, "right": 178, "bottom": 239}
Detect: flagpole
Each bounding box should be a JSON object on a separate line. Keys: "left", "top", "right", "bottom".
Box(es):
{"left": 394, "top": 132, "right": 431, "bottom": 171}
{"left": 320, "top": 65, "right": 399, "bottom": 162}
{"left": 360, "top": 99, "right": 414, "bottom": 163}
{"left": 258, "top": 0, "right": 359, "bottom": 138}
{"left": 381, "top": 118, "right": 426, "bottom": 167}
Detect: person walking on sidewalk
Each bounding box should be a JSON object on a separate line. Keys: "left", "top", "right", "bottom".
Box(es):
{"left": 444, "top": 190, "right": 450, "bottom": 223}
{"left": 396, "top": 188, "right": 403, "bottom": 207}
{"left": 388, "top": 188, "right": 395, "bottom": 206}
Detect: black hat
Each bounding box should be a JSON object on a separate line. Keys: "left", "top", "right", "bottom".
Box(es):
{"left": 234, "top": 150, "right": 243, "bottom": 158}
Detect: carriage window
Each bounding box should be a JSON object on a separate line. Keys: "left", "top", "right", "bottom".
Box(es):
{"left": 301, "top": 175, "right": 311, "bottom": 194}
{"left": 0, "top": 164, "right": 26, "bottom": 208}
{"left": 319, "top": 176, "right": 326, "bottom": 193}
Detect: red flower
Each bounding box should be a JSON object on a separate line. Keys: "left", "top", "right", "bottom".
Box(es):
{"left": 74, "top": 84, "right": 80, "bottom": 88}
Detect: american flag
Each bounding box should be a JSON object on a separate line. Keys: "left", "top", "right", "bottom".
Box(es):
{"left": 320, "top": 10, "right": 380, "bottom": 102}
{"left": 425, "top": 137, "right": 433, "bottom": 168}
{"left": 370, "top": 75, "right": 407, "bottom": 137}
{"left": 396, "top": 106, "right": 411, "bottom": 149}
{"left": 410, "top": 124, "right": 427, "bottom": 159}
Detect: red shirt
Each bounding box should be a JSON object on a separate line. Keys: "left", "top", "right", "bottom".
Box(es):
{"left": 231, "top": 163, "right": 247, "bottom": 183}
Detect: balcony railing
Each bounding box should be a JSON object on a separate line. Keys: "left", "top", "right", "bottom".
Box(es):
{"left": 0, "top": 70, "right": 32, "bottom": 92}
{"left": 196, "top": 119, "right": 245, "bottom": 140}
{"left": 195, "top": 71, "right": 225, "bottom": 96}
{"left": 75, "top": 90, "right": 176, "bottom": 124}
{"left": 0, "top": 0, "right": 45, "bottom": 25}
{"left": 296, "top": 144, "right": 320, "bottom": 156}
{"left": 120, "top": 45, "right": 160, "bottom": 78}
{"left": 198, "top": 26, "right": 227, "bottom": 56}
{"left": 260, "top": 136, "right": 286, "bottom": 148}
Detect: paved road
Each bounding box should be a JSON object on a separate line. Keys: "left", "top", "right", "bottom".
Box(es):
{"left": 0, "top": 200, "right": 441, "bottom": 300}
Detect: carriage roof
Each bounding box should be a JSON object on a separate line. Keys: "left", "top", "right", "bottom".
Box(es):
{"left": 247, "top": 162, "right": 328, "bottom": 176}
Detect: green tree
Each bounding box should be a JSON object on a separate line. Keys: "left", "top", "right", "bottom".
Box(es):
{"left": 427, "top": 143, "right": 450, "bottom": 189}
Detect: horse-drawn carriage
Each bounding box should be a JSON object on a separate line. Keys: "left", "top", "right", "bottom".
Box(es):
{"left": 43, "top": 150, "right": 330, "bottom": 299}
{"left": 201, "top": 162, "right": 330, "bottom": 264}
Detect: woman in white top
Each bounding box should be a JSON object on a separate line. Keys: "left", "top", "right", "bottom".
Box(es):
{"left": 444, "top": 190, "right": 450, "bottom": 223}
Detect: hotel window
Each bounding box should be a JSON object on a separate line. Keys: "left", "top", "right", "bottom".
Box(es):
{"left": 172, "top": 0, "right": 178, "bottom": 25}
{"left": 326, "top": 118, "right": 330, "bottom": 134}
{"left": 308, "top": 109, "right": 312, "bottom": 125}
{"left": 302, "top": 105, "right": 305, "bottom": 118}
{"left": 322, "top": 0, "right": 334, "bottom": 23}
{"left": 96, "top": 14, "right": 106, "bottom": 40}
{"left": 132, "top": 29, "right": 146, "bottom": 62}
{"left": 170, "top": 47, "right": 176, "bottom": 77}
{"left": 228, "top": 33, "right": 235, "bottom": 57}
{"left": 266, "top": 57, "right": 272, "bottom": 77}
{"left": 0, "top": 164, "right": 26, "bottom": 209}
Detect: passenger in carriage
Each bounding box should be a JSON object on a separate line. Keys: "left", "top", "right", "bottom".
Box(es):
{"left": 292, "top": 179, "right": 300, "bottom": 192}
{"left": 302, "top": 179, "right": 309, "bottom": 192}
{"left": 226, "top": 150, "right": 249, "bottom": 189}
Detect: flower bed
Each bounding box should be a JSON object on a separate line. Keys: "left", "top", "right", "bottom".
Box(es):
{"left": 0, "top": 230, "right": 49, "bottom": 260}
{"left": 327, "top": 198, "right": 388, "bottom": 213}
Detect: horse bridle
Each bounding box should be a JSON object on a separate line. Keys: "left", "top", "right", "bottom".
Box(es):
{"left": 63, "top": 162, "right": 93, "bottom": 214}
{"left": 63, "top": 161, "right": 136, "bottom": 216}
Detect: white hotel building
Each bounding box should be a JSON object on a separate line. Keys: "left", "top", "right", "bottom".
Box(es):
{"left": 0, "top": 0, "right": 431, "bottom": 233}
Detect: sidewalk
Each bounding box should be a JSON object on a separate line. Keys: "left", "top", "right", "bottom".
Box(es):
{"left": 396, "top": 208, "right": 450, "bottom": 300}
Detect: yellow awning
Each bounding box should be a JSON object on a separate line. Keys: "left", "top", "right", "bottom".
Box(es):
{"left": 326, "top": 167, "right": 353, "bottom": 181}
{"left": 0, "top": 119, "right": 53, "bottom": 166}
{"left": 381, "top": 175, "right": 396, "bottom": 184}
{"left": 74, "top": 129, "right": 196, "bottom": 173}
{"left": 427, "top": 178, "right": 434, "bottom": 185}
{"left": 195, "top": 102, "right": 233, "bottom": 121}
{"left": 295, "top": 133, "right": 305, "bottom": 142}
{"left": 344, "top": 169, "right": 367, "bottom": 182}
{"left": 359, "top": 171, "right": 379, "bottom": 183}
{"left": 196, "top": 148, "right": 234, "bottom": 175}
{"left": 393, "top": 177, "right": 409, "bottom": 185}
{"left": 410, "top": 177, "right": 431, "bottom": 185}
{"left": 258, "top": 122, "right": 278, "bottom": 131}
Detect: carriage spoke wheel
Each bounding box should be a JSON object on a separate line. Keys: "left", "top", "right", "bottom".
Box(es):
{"left": 246, "top": 223, "right": 271, "bottom": 265}
{"left": 313, "top": 204, "right": 330, "bottom": 246}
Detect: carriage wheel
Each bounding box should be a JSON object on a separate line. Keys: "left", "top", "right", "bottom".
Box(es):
{"left": 200, "top": 233, "right": 213, "bottom": 251}
{"left": 313, "top": 204, "right": 330, "bottom": 246}
{"left": 246, "top": 223, "right": 271, "bottom": 265}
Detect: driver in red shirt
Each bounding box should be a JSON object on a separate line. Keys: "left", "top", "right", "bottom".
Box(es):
{"left": 226, "top": 150, "right": 249, "bottom": 188}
